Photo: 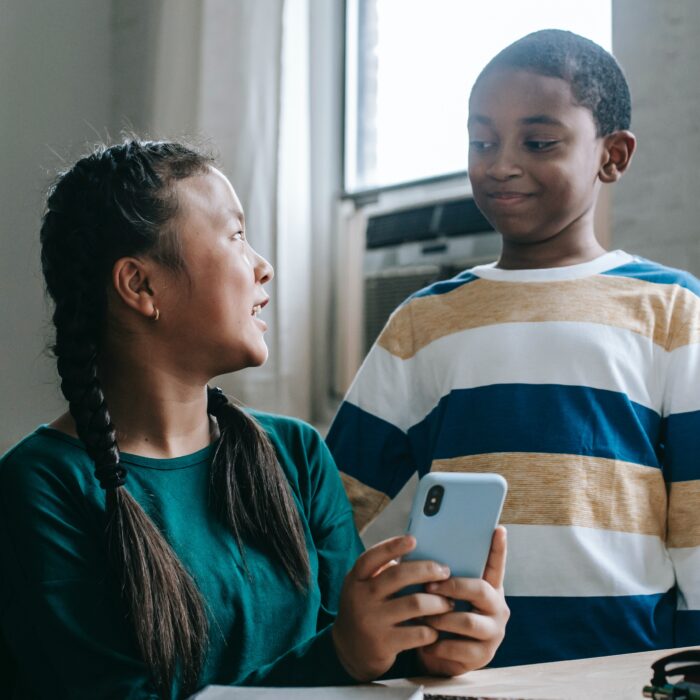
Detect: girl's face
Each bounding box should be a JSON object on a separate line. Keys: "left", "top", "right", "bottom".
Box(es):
{"left": 155, "top": 168, "right": 274, "bottom": 379}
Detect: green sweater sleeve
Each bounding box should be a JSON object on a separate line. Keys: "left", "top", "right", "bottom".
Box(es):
{"left": 237, "top": 417, "right": 420, "bottom": 685}
{"left": 0, "top": 440, "right": 159, "bottom": 699}
{"left": 232, "top": 415, "right": 363, "bottom": 686}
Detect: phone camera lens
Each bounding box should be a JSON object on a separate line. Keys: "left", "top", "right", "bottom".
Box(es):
{"left": 423, "top": 484, "right": 444, "bottom": 516}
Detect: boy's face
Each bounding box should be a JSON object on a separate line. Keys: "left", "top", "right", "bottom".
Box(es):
{"left": 468, "top": 68, "right": 605, "bottom": 245}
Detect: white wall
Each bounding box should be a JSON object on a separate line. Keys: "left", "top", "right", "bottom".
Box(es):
{"left": 0, "top": 0, "right": 114, "bottom": 453}
{"left": 2, "top": 1, "right": 699, "bottom": 456}
{"left": 612, "top": 0, "right": 700, "bottom": 273}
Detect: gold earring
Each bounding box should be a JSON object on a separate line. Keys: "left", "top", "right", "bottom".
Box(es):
{"left": 151, "top": 307, "right": 160, "bottom": 321}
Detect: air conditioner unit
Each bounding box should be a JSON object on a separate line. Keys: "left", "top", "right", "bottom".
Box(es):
{"left": 333, "top": 178, "right": 500, "bottom": 397}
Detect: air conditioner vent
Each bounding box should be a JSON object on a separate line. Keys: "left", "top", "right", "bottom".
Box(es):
{"left": 366, "top": 205, "right": 435, "bottom": 249}
{"left": 365, "top": 196, "right": 492, "bottom": 250}
{"left": 439, "top": 198, "right": 492, "bottom": 236}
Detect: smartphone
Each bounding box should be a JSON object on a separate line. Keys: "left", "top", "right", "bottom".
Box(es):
{"left": 403, "top": 472, "right": 507, "bottom": 582}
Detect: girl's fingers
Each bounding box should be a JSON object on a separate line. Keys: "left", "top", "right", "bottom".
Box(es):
{"left": 419, "top": 656, "right": 467, "bottom": 678}
{"left": 482, "top": 526, "right": 507, "bottom": 590}
{"left": 393, "top": 623, "right": 440, "bottom": 652}
{"left": 420, "top": 637, "right": 489, "bottom": 671}
{"left": 426, "top": 577, "right": 501, "bottom": 613}
{"left": 421, "top": 610, "right": 498, "bottom": 641}
{"left": 352, "top": 536, "right": 416, "bottom": 580}
{"left": 369, "top": 559, "right": 451, "bottom": 599}
{"left": 383, "top": 591, "right": 454, "bottom": 624}
{"left": 370, "top": 558, "right": 400, "bottom": 578}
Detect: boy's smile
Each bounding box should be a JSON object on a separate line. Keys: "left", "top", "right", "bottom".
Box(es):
{"left": 468, "top": 68, "right": 608, "bottom": 266}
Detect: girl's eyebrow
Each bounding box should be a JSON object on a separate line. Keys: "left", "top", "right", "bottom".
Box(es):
{"left": 467, "top": 114, "right": 492, "bottom": 126}
{"left": 229, "top": 209, "right": 245, "bottom": 227}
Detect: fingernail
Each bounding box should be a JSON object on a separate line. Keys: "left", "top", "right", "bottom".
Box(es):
{"left": 440, "top": 565, "right": 450, "bottom": 577}
{"left": 427, "top": 582, "right": 438, "bottom": 593}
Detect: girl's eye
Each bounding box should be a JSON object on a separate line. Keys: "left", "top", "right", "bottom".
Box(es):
{"left": 469, "top": 140, "right": 496, "bottom": 152}
{"left": 526, "top": 140, "right": 559, "bottom": 151}
{"left": 231, "top": 231, "right": 245, "bottom": 241}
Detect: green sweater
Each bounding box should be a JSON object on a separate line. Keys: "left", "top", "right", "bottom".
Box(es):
{"left": 0, "top": 413, "right": 383, "bottom": 699}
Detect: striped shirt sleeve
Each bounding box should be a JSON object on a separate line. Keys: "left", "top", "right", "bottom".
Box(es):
{"left": 326, "top": 306, "right": 420, "bottom": 531}
{"left": 662, "top": 282, "right": 700, "bottom": 645}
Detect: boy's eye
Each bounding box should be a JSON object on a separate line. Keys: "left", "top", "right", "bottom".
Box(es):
{"left": 525, "top": 140, "right": 559, "bottom": 151}
{"left": 469, "top": 140, "right": 496, "bottom": 152}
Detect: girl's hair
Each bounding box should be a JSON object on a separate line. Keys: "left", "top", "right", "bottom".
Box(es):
{"left": 40, "top": 140, "right": 310, "bottom": 697}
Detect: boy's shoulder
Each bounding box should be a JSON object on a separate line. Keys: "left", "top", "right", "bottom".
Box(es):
{"left": 602, "top": 254, "right": 700, "bottom": 297}
{"left": 406, "top": 267, "right": 481, "bottom": 303}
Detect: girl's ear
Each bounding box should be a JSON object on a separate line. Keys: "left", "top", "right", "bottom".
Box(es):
{"left": 111, "top": 257, "right": 158, "bottom": 319}
{"left": 599, "top": 130, "right": 637, "bottom": 183}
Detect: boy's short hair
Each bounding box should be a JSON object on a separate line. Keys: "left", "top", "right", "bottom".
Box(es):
{"left": 472, "top": 29, "right": 631, "bottom": 136}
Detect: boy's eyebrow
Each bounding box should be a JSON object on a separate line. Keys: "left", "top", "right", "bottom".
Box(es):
{"left": 467, "top": 114, "right": 566, "bottom": 128}
{"left": 519, "top": 115, "right": 565, "bottom": 127}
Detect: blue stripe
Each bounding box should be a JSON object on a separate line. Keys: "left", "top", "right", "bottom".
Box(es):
{"left": 326, "top": 402, "right": 417, "bottom": 499}
{"left": 408, "top": 271, "right": 478, "bottom": 301}
{"left": 661, "top": 410, "right": 700, "bottom": 482}
{"left": 603, "top": 259, "right": 700, "bottom": 298}
{"left": 407, "top": 384, "right": 662, "bottom": 473}
{"left": 675, "top": 610, "right": 700, "bottom": 647}
{"left": 491, "top": 592, "right": 676, "bottom": 666}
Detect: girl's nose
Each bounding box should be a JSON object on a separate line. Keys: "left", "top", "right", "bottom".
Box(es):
{"left": 253, "top": 248, "right": 274, "bottom": 284}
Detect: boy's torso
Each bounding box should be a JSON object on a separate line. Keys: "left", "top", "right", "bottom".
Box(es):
{"left": 334, "top": 250, "right": 700, "bottom": 665}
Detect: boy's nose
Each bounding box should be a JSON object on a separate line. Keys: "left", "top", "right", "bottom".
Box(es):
{"left": 485, "top": 146, "right": 523, "bottom": 180}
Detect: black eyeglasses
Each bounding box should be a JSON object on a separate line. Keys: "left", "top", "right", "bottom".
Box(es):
{"left": 643, "top": 649, "right": 700, "bottom": 699}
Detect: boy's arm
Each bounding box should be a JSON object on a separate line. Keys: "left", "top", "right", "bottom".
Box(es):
{"left": 663, "top": 296, "right": 700, "bottom": 646}
{"left": 327, "top": 304, "right": 421, "bottom": 531}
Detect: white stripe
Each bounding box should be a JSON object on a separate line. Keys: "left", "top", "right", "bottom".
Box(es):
{"left": 345, "top": 344, "right": 417, "bottom": 434}
{"left": 669, "top": 546, "right": 700, "bottom": 610}
{"left": 472, "top": 250, "right": 634, "bottom": 282}
{"left": 665, "top": 342, "right": 700, "bottom": 416}
{"left": 503, "top": 524, "right": 674, "bottom": 598}
{"left": 348, "top": 321, "right": 666, "bottom": 432}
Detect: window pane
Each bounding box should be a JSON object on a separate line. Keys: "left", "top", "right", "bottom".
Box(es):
{"left": 345, "top": 0, "right": 612, "bottom": 193}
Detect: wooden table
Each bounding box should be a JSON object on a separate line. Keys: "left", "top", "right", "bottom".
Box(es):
{"left": 381, "top": 647, "right": 697, "bottom": 699}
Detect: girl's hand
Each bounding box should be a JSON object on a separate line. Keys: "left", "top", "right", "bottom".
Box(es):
{"left": 417, "top": 526, "right": 509, "bottom": 676}
{"left": 332, "top": 535, "right": 454, "bottom": 681}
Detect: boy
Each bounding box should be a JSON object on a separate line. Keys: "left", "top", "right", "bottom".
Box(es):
{"left": 327, "top": 29, "right": 700, "bottom": 666}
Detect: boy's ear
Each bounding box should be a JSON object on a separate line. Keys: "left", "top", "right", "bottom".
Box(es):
{"left": 599, "top": 130, "right": 636, "bottom": 183}
{"left": 111, "top": 257, "right": 159, "bottom": 319}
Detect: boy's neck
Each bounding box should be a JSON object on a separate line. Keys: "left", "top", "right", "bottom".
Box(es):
{"left": 497, "top": 235, "right": 607, "bottom": 270}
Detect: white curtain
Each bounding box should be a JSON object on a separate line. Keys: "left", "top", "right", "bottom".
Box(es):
{"left": 121, "top": 0, "right": 316, "bottom": 421}
{"left": 198, "top": 0, "right": 313, "bottom": 421}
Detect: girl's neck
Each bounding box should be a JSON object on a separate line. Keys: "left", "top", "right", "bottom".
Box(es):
{"left": 98, "top": 364, "right": 213, "bottom": 458}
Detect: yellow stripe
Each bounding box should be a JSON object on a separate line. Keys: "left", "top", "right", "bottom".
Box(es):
{"left": 340, "top": 472, "right": 390, "bottom": 533}
{"left": 378, "top": 276, "right": 700, "bottom": 360}
{"left": 668, "top": 480, "right": 700, "bottom": 548}
{"left": 432, "top": 453, "right": 667, "bottom": 537}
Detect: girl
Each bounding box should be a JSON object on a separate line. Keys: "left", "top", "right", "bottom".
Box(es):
{"left": 0, "top": 140, "right": 508, "bottom": 699}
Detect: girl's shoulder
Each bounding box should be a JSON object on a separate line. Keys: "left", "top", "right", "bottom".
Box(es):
{"left": 247, "top": 410, "right": 342, "bottom": 513}
{"left": 248, "top": 410, "right": 323, "bottom": 450}
{"left": 0, "top": 426, "right": 96, "bottom": 499}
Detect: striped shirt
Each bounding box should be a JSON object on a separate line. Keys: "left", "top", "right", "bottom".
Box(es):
{"left": 327, "top": 249, "right": 700, "bottom": 666}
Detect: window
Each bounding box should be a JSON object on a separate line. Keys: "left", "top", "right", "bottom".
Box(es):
{"left": 344, "top": 0, "right": 612, "bottom": 194}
